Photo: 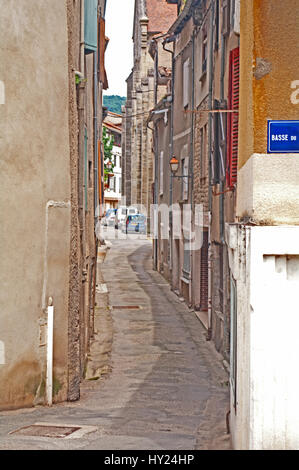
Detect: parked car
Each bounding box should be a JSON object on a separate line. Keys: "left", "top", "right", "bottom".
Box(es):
{"left": 122, "top": 214, "right": 147, "bottom": 234}
{"left": 102, "top": 208, "right": 117, "bottom": 227}
{"left": 115, "top": 206, "right": 138, "bottom": 230}
{"left": 115, "top": 206, "right": 128, "bottom": 230}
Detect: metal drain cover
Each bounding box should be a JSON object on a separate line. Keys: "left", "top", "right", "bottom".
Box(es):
{"left": 111, "top": 305, "right": 142, "bottom": 310}
{"left": 10, "top": 423, "right": 98, "bottom": 439}
{"left": 11, "top": 425, "right": 80, "bottom": 438}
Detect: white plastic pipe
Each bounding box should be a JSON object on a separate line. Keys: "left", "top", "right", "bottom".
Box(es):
{"left": 46, "top": 303, "right": 54, "bottom": 406}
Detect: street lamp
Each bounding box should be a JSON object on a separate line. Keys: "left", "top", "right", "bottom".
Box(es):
{"left": 169, "top": 156, "right": 192, "bottom": 179}
{"left": 106, "top": 160, "right": 112, "bottom": 171}
{"left": 169, "top": 156, "right": 179, "bottom": 175}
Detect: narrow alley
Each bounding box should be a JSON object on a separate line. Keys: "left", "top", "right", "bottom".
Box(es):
{"left": 0, "top": 239, "right": 230, "bottom": 450}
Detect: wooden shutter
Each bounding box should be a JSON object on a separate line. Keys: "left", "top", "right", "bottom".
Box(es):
{"left": 98, "top": 17, "right": 108, "bottom": 89}
{"left": 226, "top": 47, "right": 239, "bottom": 188}
{"left": 84, "top": 0, "right": 98, "bottom": 53}
{"left": 200, "top": 231, "right": 209, "bottom": 311}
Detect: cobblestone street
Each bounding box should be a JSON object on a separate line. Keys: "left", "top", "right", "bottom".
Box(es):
{"left": 0, "top": 238, "right": 230, "bottom": 450}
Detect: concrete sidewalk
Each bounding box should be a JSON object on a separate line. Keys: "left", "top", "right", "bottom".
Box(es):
{"left": 0, "top": 238, "right": 230, "bottom": 450}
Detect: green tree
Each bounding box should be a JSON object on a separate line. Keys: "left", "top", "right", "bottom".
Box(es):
{"left": 103, "top": 95, "right": 126, "bottom": 114}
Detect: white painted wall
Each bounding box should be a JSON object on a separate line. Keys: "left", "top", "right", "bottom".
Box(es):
{"left": 227, "top": 224, "right": 299, "bottom": 450}
{"left": 104, "top": 145, "right": 122, "bottom": 207}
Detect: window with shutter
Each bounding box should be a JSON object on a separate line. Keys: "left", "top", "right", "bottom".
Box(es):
{"left": 85, "top": 0, "right": 98, "bottom": 54}
{"left": 226, "top": 47, "right": 239, "bottom": 188}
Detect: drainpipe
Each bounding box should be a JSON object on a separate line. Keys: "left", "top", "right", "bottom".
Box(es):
{"left": 207, "top": 1, "right": 215, "bottom": 340}
{"left": 163, "top": 36, "right": 175, "bottom": 286}
{"left": 189, "top": 29, "right": 195, "bottom": 306}
{"left": 94, "top": 50, "right": 99, "bottom": 225}
{"left": 219, "top": 31, "right": 226, "bottom": 243}
{"left": 80, "top": 0, "right": 85, "bottom": 77}
{"left": 46, "top": 297, "right": 54, "bottom": 406}
{"left": 154, "top": 122, "right": 158, "bottom": 270}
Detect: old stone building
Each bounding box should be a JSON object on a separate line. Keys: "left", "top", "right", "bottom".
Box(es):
{"left": 0, "top": 0, "right": 108, "bottom": 410}
{"left": 122, "top": 0, "right": 177, "bottom": 218}
{"left": 151, "top": 0, "right": 240, "bottom": 360}
{"left": 150, "top": 0, "right": 299, "bottom": 449}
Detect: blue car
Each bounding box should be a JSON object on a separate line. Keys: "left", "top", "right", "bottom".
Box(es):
{"left": 122, "top": 214, "right": 147, "bottom": 234}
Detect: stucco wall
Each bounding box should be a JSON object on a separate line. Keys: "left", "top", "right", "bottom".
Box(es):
{"left": 237, "top": 0, "right": 299, "bottom": 224}
{"left": 0, "top": 0, "right": 71, "bottom": 409}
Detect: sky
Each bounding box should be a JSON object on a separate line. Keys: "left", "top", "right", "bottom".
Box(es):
{"left": 104, "top": 0, "right": 135, "bottom": 97}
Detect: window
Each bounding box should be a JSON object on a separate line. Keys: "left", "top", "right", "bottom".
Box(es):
{"left": 212, "top": 99, "right": 227, "bottom": 184}
{"left": 182, "top": 240, "right": 191, "bottom": 278}
{"left": 182, "top": 156, "right": 189, "bottom": 201}
{"left": 159, "top": 151, "right": 164, "bottom": 196}
{"left": 183, "top": 58, "right": 190, "bottom": 108}
{"left": 230, "top": 0, "right": 235, "bottom": 30}
{"left": 222, "top": 0, "right": 230, "bottom": 37}
{"left": 109, "top": 176, "right": 116, "bottom": 192}
{"left": 226, "top": 47, "right": 240, "bottom": 187}
{"left": 202, "top": 26, "right": 208, "bottom": 75}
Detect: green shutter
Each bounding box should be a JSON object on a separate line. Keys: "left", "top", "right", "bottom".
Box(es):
{"left": 84, "top": 0, "right": 98, "bottom": 53}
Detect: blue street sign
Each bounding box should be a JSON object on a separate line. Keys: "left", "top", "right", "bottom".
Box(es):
{"left": 268, "top": 120, "right": 299, "bottom": 153}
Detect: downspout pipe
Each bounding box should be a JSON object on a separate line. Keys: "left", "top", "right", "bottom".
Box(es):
{"left": 94, "top": 49, "right": 99, "bottom": 225}
{"left": 189, "top": 29, "right": 195, "bottom": 306}
{"left": 163, "top": 36, "right": 175, "bottom": 284}
{"left": 219, "top": 31, "right": 226, "bottom": 244}
{"left": 46, "top": 297, "right": 54, "bottom": 406}
{"left": 80, "top": 0, "right": 85, "bottom": 77}
{"left": 154, "top": 122, "right": 158, "bottom": 271}
{"left": 207, "top": 1, "right": 215, "bottom": 340}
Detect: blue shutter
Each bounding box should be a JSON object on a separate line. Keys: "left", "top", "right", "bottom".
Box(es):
{"left": 84, "top": 0, "right": 98, "bottom": 54}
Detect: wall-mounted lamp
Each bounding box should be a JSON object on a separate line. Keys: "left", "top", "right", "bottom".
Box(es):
{"left": 169, "top": 156, "right": 179, "bottom": 175}
{"left": 169, "top": 156, "right": 192, "bottom": 179}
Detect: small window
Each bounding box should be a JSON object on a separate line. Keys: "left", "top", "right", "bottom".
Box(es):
{"left": 202, "top": 26, "right": 208, "bottom": 75}
{"left": 222, "top": 0, "right": 230, "bottom": 36}
{"left": 159, "top": 151, "right": 164, "bottom": 196}
{"left": 182, "top": 157, "right": 189, "bottom": 201}
{"left": 183, "top": 58, "right": 190, "bottom": 108}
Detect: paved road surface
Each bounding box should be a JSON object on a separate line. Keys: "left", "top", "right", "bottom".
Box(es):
{"left": 0, "top": 237, "right": 230, "bottom": 450}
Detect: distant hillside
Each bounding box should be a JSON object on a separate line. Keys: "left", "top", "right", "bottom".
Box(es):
{"left": 103, "top": 95, "right": 126, "bottom": 114}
